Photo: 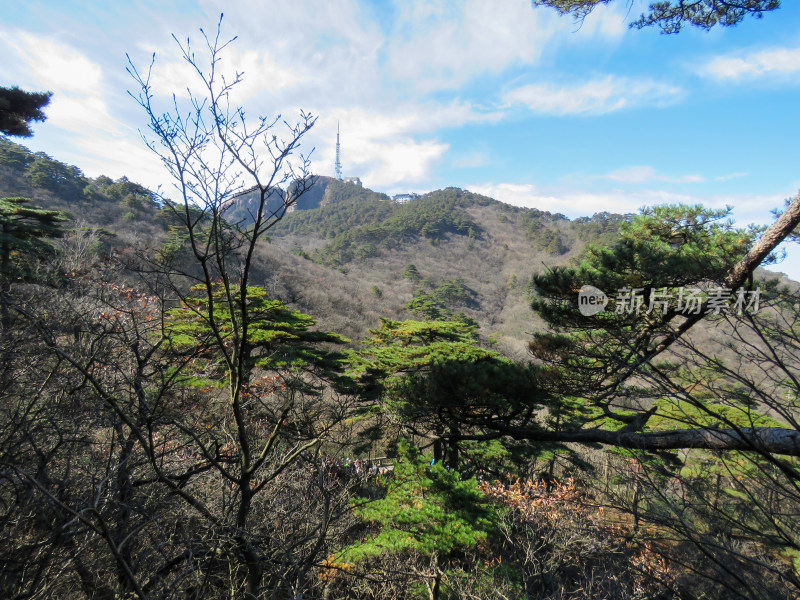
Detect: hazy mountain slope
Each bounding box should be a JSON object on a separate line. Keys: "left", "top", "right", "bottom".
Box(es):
{"left": 5, "top": 134, "right": 793, "bottom": 361}
{"left": 0, "top": 136, "right": 172, "bottom": 259}
{"left": 256, "top": 186, "right": 627, "bottom": 356}
{"left": 0, "top": 136, "right": 650, "bottom": 356}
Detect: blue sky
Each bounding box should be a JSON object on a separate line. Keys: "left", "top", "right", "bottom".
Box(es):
{"left": 2, "top": 0, "right": 800, "bottom": 278}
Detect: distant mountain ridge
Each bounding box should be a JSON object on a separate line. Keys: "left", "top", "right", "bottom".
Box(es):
{"left": 0, "top": 134, "right": 634, "bottom": 355}
{"left": 5, "top": 134, "right": 788, "bottom": 360}
{"left": 222, "top": 176, "right": 390, "bottom": 227}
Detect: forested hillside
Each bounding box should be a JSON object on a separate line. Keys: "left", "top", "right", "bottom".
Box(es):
{"left": 0, "top": 135, "right": 633, "bottom": 356}
{"left": 3, "top": 121, "right": 800, "bottom": 599}
{"left": 6, "top": 0, "right": 800, "bottom": 597}
{"left": 3, "top": 5, "right": 800, "bottom": 592}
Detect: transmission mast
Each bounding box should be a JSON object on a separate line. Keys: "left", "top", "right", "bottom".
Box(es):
{"left": 334, "top": 121, "right": 343, "bottom": 180}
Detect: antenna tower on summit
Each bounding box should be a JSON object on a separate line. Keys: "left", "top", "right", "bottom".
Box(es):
{"left": 334, "top": 121, "right": 343, "bottom": 180}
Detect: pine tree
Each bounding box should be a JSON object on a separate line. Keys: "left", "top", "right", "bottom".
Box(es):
{"left": 0, "top": 196, "right": 66, "bottom": 288}
{"left": 335, "top": 440, "right": 496, "bottom": 600}
{"left": 352, "top": 318, "right": 543, "bottom": 468}
{"left": 165, "top": 284, "right": 348, "bottom": 391}
{"left": 533, "top": 0, "right": 780, "bottom": 34}
{"left": 0, "top": 86, "right": 52, "bottom": 137}
{"left": 402, "top": 263, "right": 421, "bottom": 281}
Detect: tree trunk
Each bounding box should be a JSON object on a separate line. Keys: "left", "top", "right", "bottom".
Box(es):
{"left": 485, "top": 425, "right": 800, "bottom": 457}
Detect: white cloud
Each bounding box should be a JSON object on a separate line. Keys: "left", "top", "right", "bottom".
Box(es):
{"left": 466, "top": 182, "right": 787, "bottom": 225}
{"left": 71, "top": 133, "right": 166, "bottom": 188}
{"left": 192, "top": 0, "right": 385, "bottom": 107}
{"left": 0, "top": 28, "right": 168, "bottom": 189}
{"left": 382, "top": 0, "right": 627, "bottom": 94}
{"left": 503, "top": 76, "right": 683, "bottom": 115}
{"left": 603, "top": 166, "right": 705, "bottom": 184}
{"left": 467, "top": 182, "right": 650, "bottom": 215}
{"left": 361, "top": 139, "right": 449, "bottom": 190}
{"left": 592, "top": 167, "right": 747, "bottom": 185}
{"left": 124, "top": 3, "right": 511, "bottom": 192}
{"left": 0, "top": 2, "right": 639, "bottom": 198}
{"left": 305, "top": 100, "right": 501, "bottom": 189}
{"left": 385, "top": 0, "right": 555, "bottom": 93}
{"left": 44, "top": 96, "right": 114, "bottom": 135}
{"left": 2, "top": 31, "right": 104, "bottom": 94}
{"left": 715, "top": 172, "right": 748, "bottom": 182}
{"left": 700, "top": 47, "right": 800, "bottom": 80}
{"left": 142, "top": 46, "right": 309, "bottom": 102}
{"left": 132, "top": 0, "right": 490, "bottom": 193}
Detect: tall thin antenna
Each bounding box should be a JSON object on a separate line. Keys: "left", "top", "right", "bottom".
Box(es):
{"left": 334, "top": 121, "right": 343, "bottom": 180}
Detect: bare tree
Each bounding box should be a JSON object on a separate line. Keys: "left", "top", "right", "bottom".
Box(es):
{"left": 0, "top": 16, "right": 355, "bottom": 600}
